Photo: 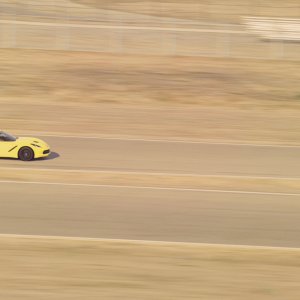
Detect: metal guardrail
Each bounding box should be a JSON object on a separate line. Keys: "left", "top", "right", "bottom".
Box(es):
{"left": 244, "top": 17, "right": 300, "bottom": 41}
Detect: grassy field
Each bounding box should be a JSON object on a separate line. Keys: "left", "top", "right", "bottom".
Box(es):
{"left": 1, "top": 49, "right": 300, "bottom": 107}
{"left": 1, "top": 49, "right": 300, "bottom": 144}
{"left": 1, "top": 167, "right": 300, "bottom": 194}
{"left": 0, "top": 236, "right": 299, "bottom": 300}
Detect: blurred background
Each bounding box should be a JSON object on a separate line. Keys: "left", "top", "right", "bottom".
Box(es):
{"left": 0, "top": 0, "right": 299, "bottom": 59}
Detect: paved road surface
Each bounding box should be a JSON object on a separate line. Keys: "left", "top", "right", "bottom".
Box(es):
{"left": 1, "top": 182, "right": 300, "bottom": 247}
{"left": 1, "top": 136, "right": 300, "bottom": 177}
{"left": 1, "top": 137, "right": 300, "bottom": 247}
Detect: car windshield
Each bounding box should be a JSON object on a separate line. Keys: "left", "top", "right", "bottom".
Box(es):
{"left": 0, "top": 131, "right": 17, "bottom": 142}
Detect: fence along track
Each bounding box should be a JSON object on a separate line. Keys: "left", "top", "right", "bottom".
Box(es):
{"left": 0, "top": 2, "right": 299, "bottom": 60}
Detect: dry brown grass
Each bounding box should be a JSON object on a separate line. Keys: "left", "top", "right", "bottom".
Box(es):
{"left": 1, "top": 49, "right": 300, "bottom": 108}
{"left": 1, "top": 49, "right": 300, "bottom": 144}
{"left": 1, "top": 167, "right": 300, "bottom": 194}
{"left": 0, "top": 236, "right": 300, "bottom": 300}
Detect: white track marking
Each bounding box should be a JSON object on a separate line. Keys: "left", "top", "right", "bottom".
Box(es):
{"left": 0, "top": 19, "right": 245, "bottom": 34}
{"left": 18, "top": 132, "right": 300, "bottom": 148}
{"left": 0, "top": 233, "right": 299, "bottom": 251}
{"left": 0, "top": 180, "right": 299, "bottom": 196}
{"left": 1, "top": 166, "right": 299, "bottom": 181}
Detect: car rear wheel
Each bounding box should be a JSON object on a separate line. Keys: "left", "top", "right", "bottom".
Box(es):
{"left": 19, "top": 147, "right": 34, "bottom": 161}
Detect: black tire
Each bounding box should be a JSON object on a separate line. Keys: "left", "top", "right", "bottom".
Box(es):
{"left": 18, "top": 147, "right": 34, "bottom": 161}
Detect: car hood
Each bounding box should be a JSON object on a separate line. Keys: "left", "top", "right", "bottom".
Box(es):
{"left": 18, "top": 137, "right": 50, "bottom": 149}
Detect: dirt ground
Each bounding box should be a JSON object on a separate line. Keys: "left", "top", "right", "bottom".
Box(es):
{"left": 1, "top": 49, "right": 300, "bottom": 144}
{"left": 0, "top": 236, "right": 299, "bottom": 300}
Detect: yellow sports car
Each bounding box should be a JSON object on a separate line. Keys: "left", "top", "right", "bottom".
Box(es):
{"left": 0, "top": 131, "right": 50, "bottom": 161}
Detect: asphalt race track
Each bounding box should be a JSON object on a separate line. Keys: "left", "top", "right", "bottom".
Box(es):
{"left": 1, "top": 136, "right": 300, "bottom": 177}
{"left": 1, "top": 136, "right": 300, "bottom": 247}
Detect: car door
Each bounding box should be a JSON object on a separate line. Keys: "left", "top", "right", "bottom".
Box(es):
{"left": 0, "top": 137, "right": 17, "bottom": 157}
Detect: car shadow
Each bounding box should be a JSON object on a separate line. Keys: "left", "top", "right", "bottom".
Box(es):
{"left": 34, "top": 151, "right": 60, "bottom": 161}
{"left": 0, "top": 152, "right": 60, "bottom": 161}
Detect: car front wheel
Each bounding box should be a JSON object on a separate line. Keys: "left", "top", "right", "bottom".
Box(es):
{"left": 19, "top": 147, "right": 34, "bottom": 161}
